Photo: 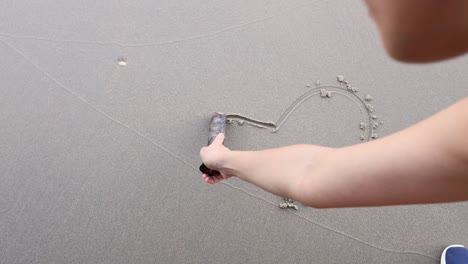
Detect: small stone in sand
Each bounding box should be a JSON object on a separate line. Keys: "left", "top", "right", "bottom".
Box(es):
{"left": 359, "top": 123, "right": 366, "bottom": 130}
{"left": 351, "top": 87, "right": 358, "bottom": 93}
{"left": 306, "top": 83, "right": 311, "bottom": 87}
{"left": 365, "top": 95, "right": 373, "bottom": 101}
{"left": 360, "top": 135, "right": 365, "bottom": 141}
{"left": 280, "top": 198, "right": 299, "bottom": 210}
{"left": 315, "top": 80, "right": 320, "bottom": 86}
{"left": 372, "top": 133, "right": 378, "bottom": 139}
{"left": 372, "top": 121, "right": 379, "bottom": 129}
{"left": 117, "top": 56, "right": 127, "bottom": 66}
{"left": 337, "top": 75, "right": 345, "bottom": 82}
{"left": 320, "top": 89, "right": 328, "bottom": 97}
{"left": 371, "top": 114, "right": 377, "bottom": 119}
{"left": 366, "top": 104, "right": 374, "bottom": 112}
{"left": 237, "top": 120, "right": 244, "bottom": 125}
{"left": 380, "top": 121, "right": 384, "bottom": 124}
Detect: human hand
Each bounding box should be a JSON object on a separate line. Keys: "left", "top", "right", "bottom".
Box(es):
{"left": 199, "top": 133, "right": 233, "bottom": 184}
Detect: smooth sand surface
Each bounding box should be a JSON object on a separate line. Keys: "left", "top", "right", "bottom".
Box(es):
{"left": 1, "top": 1, "right": 467, "bottom": 263}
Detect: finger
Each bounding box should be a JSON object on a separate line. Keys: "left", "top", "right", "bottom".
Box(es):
{"left": 199, "top": 146, "right": 208, "bottom": 156}
{"left": 212, "top": 133, "right": 225, "bottom": 145}
{"left": 203, "top": 174, "right": 211, "bottom": 183}
{"left": 203, "top": 174, "right": 210, "bottom": 181}
{"left": 206, "top": 176, "right": 217, "bottom": 184}
{"left": 203, "top": 174, "right": 223, "bottom": 184}
{"left": 203, "top": 174, "right": 215, "bottom": 179}
{"left": 203, "top": 174, "right": 217, "bottom": 184}
{"left": 213, "top": 175, "right": 223, "bottom": 182}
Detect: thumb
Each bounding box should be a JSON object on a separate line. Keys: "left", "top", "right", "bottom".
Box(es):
{"left": 212, "top": 133, "right": 225, "bottom": 145}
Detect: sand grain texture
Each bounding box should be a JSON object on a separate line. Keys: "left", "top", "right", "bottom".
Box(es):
{"left": 1, "top": 0, "right": 467, "bottom": 263}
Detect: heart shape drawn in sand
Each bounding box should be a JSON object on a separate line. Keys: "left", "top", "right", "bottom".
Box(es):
{"left": 225, "top": 75, "right": 382, "bottom": 142}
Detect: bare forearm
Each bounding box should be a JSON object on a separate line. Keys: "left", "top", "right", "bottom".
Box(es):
{"left": 307, "top": 128, "right": 468, "bottom": 207}
{"left": 223, "top": 98, "right": 468, "bottom": 208}
{"left": 225, "top": 145, "right": 332, "bottom": 201}
{"left": 307, "top": 98, "right": 468, "bottom": 207}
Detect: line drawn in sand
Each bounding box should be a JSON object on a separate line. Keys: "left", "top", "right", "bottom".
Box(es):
{"left": 226, "top": 75, "right": 383, "bottom": 143}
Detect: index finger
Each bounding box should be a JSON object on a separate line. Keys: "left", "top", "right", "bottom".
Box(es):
{"left": 212, "top": 133, "right": 225, "bottom": 145}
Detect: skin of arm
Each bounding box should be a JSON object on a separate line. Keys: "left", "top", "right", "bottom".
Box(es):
{"left": 200, "top": 98, "right": 468, "bottom": 208}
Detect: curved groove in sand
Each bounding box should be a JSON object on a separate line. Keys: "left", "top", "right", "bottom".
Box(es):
{"left": 226, "top": 85, "right": 374, "bottom": 141}
{"left": 0, "top": 3, "right": 313, "bottom": 48}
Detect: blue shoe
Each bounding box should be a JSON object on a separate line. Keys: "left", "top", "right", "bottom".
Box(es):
{"left": 441, "top": 245, "right": 468, "bottom": 264}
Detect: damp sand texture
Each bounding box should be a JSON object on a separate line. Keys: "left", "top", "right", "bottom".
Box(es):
{"left": 0, "top": 0, "right": 467, "bottom": 264}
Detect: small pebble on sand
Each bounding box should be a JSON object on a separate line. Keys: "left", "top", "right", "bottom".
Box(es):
{"left": 372, "top": 121, "right": 379, "bottom": 129}
{"left": 320, "top": 89, "right": 328, "bottom": 97}
{"left": 117, "top": 56, "right": 127, "bottom": 66}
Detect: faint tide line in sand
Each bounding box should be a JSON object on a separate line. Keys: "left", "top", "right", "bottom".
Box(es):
{"left": 221, "top": 182, "right": 437, "bottom": 261}
{"left": 0, "top": 39, "right": 435, "bottom": 262}
{"left": 0, "top": 3, "right": 313, "bottom": 48}
{"left": 0, "top": 38, "right": 198, "bottom": 172}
